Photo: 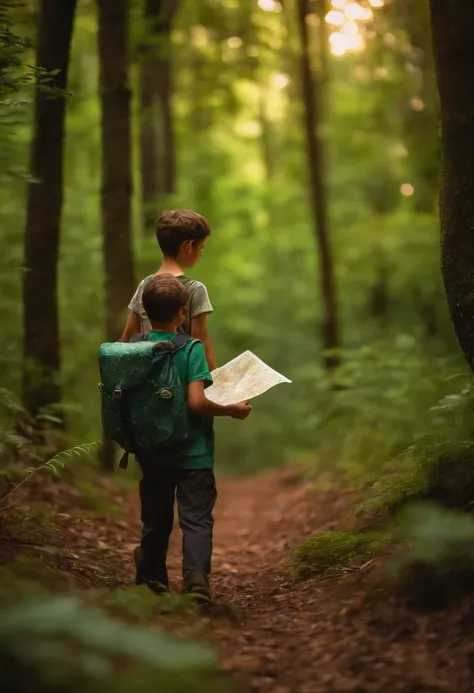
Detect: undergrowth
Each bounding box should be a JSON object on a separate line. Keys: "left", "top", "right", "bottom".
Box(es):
{"left": 0, "top": 595, "right": 229, "bottom": 693}
{"left": 304, "top": 337, "right": 467, "bottom": 481}
{"left": 0, "top": 554, "right": 229, "bottom": 692}
{"left": 102, "top": 586, "right": 198, "bottom": 621}
{"left": 388, "top": 503, "right": 474, "bottom": 610}
{"left": 292, "top": 377, "right": 474, "bottom": 585}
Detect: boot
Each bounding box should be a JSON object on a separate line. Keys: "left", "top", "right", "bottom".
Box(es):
{"left": 182, "top": 570, "right": 212, "bottom": 603}
{"left": 134, "top": 546, "right": 169, "bottom": 595}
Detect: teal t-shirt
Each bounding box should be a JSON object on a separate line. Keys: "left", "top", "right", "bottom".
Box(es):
{"left": 147, "top": 330, "right": 214, "bottom": 469}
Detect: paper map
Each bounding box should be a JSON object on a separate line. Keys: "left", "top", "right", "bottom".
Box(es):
{"left": 205, "top": 351, "right": 291, "bottom": 406}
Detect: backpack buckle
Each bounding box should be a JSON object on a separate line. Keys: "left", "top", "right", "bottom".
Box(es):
{"left": 112, "top": 386, "right": 122, "bottom": 401}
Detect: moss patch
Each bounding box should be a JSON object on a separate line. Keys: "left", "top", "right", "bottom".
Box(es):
{"left": 358, "top": 444, "right": 474, "bottom": 521}
{"left": 291, "top": 530, "right": 387, "bottom": 579}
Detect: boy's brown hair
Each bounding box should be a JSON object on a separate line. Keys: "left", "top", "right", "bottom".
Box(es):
{"left": 156, "top": 209, "right": 211, "bottom": 257}
{"left": 142, "top": 274, "right": 188, "bottom": 324}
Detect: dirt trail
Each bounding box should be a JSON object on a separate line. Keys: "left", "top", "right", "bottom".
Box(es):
{"left": 4, "top": 468, "right": 474, "bottom": 692}
{"left": 150, "top": 469, "right": 474, "bottom": 692}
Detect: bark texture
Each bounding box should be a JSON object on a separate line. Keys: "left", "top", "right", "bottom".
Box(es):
{"left": 295, "top": 0, "right": 340, "bottom": 368}
{"left": 139, "top": 0, "right": 177, "bottom": 233}
{"left": 429, "top": 0, "right": 474, "bottom": 368}
{"left": 22, "top": 0, "right": 78, "bottom": 416}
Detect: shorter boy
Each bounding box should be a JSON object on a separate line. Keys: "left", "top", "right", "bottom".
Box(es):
{"left": 135, "top": 274, "right": 251, "bottom": 600}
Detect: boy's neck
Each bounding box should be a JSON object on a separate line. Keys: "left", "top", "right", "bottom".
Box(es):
{"left": 158, "top": 255, "right": 186, "bottom": 276}
{"left": 150, "top": 321, "right": 179, "bottom": 333}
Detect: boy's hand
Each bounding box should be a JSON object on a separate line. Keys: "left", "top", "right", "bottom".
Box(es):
{"left": 228, "top": 401, "right": 252, "bottom": 420}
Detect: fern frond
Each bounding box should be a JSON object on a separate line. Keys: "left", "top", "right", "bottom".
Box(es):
{"left": 0, "top": 441, "right": 102, "bottom": 509}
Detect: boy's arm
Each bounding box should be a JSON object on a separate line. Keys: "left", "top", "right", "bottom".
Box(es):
{"left": 119, "top": 311, "right": 141, "bottom": 343}
{"left": 191, "top": 313, "right": 217, "bottom": 371}
{"left": 187, "top": 381, "right": 251, "bottom": 420}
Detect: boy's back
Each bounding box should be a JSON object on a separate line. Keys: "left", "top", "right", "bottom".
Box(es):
{"left": 129, "top": 276, "right": 212, "bottom": 337}
{"left": 140, "top": 328, "right": 214, "bottom": 469}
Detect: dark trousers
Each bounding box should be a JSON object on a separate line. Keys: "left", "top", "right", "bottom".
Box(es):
{"left": 137, "top": 459, "right": 217, "bottom": 588}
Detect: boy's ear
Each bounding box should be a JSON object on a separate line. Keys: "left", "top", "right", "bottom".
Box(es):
{"left": 177, "top": 239, "right": 192, "bottom": 255}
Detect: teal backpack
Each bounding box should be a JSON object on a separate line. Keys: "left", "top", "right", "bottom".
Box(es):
{"left": 98, "top": 333, "right": 194, "bottom": 468}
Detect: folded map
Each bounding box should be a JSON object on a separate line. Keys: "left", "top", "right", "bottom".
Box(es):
{"left": 205, "top": 351, "right": 291, "bottom": 406}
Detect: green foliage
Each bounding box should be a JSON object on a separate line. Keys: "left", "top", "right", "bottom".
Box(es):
{"left": 0, "top": 596, "right": 228, "bottom": 693}
{"left": 358, "top": 381, "right": 474, "bottom": 517}
{"left": 389, "top": 503, "right": 474, "bottom": 609}
{"left": 294, "top": 337, "right": 466, "bottom": 478}
{"left": 103, "top": 586, "right": 197, "bottom": 621}
{"left": 291, "top": 530, "right": 387, "bottom": 579}
{"left": 0, "top": 1, "right": 35, "bottom": 179}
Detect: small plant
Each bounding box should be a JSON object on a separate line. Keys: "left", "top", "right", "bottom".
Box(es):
{"left": 291, "top": 530, "right": 387, "bottom": 578}
{"left": 0, "top": 441, "right": 101, "bottom": 509}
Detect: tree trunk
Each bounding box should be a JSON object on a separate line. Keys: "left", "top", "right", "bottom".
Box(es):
{"left": 190, "top": 52, "right": 214, "bottom": 219}
{"left": 158, "top": 40, "right": 176, "bottom": 196}
{"left": 295, "top": 0, "right": 340, "bottom": 369}
{"left": 429, "top": 0, "right": 474, "bottom": 368}
{"left": 98, "top": 0, "right": 135, "bottom": 470}
{"left": 139, "top": 0, "right": 177, "bottom": 233}
{"left": 139, "top": 57, "right": 158, "bottom": 233}
{"left": 22, "top": 0, "right": 77, "bottom": 417}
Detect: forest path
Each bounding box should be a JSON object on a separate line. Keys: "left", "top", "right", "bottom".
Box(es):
{"left": 4, "top": 468, "right": 474, "bottom": 692}
{"left": 155, "top": 468, "right": 474, "bottom": 692}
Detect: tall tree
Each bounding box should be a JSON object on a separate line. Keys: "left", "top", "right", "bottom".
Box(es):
{"left": 295, "top": 0, "right": 340, "bottom": 368}
{"left": 22, "top": 0, "right": 78, "bottom": 417}
{"left": 98, "top": 0, "right": 135, "bottom": 469}
{"left": 138, "top": 5, "right": 158, "bottom": 233}
{"left": 139, "top": 0, "right": 178, "bottom": 233}
{"left": 429, "top": 0, "right": 474, "bottom": 366}
{"left": 156, "top": 0, "right": 178, "bottom": 197}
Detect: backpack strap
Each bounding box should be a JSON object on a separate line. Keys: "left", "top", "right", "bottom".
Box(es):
{"left": 172, "top": 332, "right": 193, "bottom": 349}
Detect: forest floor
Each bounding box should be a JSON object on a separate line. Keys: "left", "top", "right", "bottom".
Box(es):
{"left": 2, "top": 467, "right": 474, "bottom": 692}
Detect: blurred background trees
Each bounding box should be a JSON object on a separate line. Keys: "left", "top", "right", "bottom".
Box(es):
{"left": 0, "top": 0, "right": 464, "bottom": 475}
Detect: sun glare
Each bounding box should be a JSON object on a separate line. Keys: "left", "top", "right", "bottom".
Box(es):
{"left": 326, "top": 10, "right": 344, "bottom": 25}
{"left": 273, "top": 73, "right": 291, "bottom": 89}
{"left": 227, "top": 36, "right": 243, "bottom": 49}
{"left": 257, "top": 0, "right": 282, "bottom": 12}
{"left": 326, "top": 0, "right": 383, "bottom": 57}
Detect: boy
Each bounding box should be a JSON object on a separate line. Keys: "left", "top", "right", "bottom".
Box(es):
{"left": 120, "top": 209, "right": 216, "bottom": 370}
{"left": 135, "top": 274, "right": 251, "bottom": 601}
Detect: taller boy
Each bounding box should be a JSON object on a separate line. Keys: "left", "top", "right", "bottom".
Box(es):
{"left": 120, "top": 210, "right": 216, "bottom": 371}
